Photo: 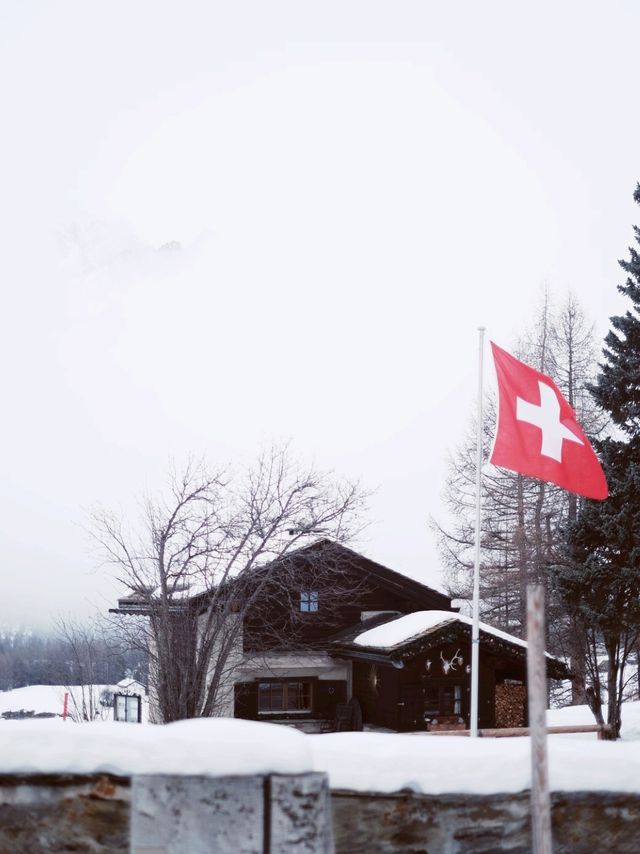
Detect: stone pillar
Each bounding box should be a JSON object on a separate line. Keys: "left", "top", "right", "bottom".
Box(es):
{"left": 131, "top": 772, "right": 334, "bottom": 854}
{"left": 270, "top": 773, "right": 334, "bottom": 854}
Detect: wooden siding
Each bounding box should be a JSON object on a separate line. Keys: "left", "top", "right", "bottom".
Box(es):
{"left": 243, "top": 561, "right": 453, "bottom": 652}
{"left": 351, "top": 641, "right": 525, "bottom": 731}
{"left": 352, "top": 662, "right": 400, "bottom": 730}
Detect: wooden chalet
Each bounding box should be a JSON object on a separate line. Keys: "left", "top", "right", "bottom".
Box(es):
{"left": 234, "top": 542, "right": 568, "bottom": 731}
{"left": 114, "top": 539, "right": 569, "bottom": 731}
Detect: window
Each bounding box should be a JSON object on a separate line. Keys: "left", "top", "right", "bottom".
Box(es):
{"left": 424, "top": 683, "right": 463, "bottom": 718}
{"left": 258, "top": 681, "right": 312, "bottom": 713}
{"left": 442, "top": 685, "right": 462, "bottom": 716}
{"left": 300, "top": 591, "right": 319, "bottom": 612}
{"left": 114, "top": 693, "right": 141, "bottom": 723}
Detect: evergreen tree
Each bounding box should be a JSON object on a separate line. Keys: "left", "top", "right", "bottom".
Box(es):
{"left": 555, "top": 184, "right": 640, "bottom": 738}
{"left": 591, "top": 186, "right": 640, "bottom": 434}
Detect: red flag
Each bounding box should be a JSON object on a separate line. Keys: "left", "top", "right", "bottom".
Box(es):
{"left": 490, "top": 342, "right": 608, "bottom": 500}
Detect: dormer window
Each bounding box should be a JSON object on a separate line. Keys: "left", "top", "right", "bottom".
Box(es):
{"left": 300, "top": 591, "right": 319, "bottom": 612}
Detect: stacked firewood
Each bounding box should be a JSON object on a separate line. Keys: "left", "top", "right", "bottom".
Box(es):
{"left": 495, "top": 682, "right": 526, "bottom": 728}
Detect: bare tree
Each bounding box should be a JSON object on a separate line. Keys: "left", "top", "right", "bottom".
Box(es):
{"left": 56, "top": 617, "right": 111, "bottom": 722}
{"left": 432, "top": 393, "right": 550, "bottom": 634}
{"left": 96, "top": 445, "right": 367, "bottom": 723}
{"left": 432, "top": 292, "right": 607, "bottom": 682}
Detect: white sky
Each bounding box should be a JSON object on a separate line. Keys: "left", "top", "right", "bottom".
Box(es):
{"left": 1, "top": 1, "right": 638, "bottom": 627}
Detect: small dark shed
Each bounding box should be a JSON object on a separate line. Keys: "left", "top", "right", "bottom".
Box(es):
{"left": 332, "top": 611, "right": 568, "bottom": 731}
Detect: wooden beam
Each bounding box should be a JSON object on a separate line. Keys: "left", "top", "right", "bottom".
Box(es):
{"left": 425, "top": 724, "right": 612, "bottom": 738}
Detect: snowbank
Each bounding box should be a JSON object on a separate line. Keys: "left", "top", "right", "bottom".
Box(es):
{"left": 308, "top": 701, "right": 640, "bottom": 795}
{"left": 0, "top": 718, "right": 313, "bottom": 778}
{"left": 1, "top": 694, "right": 638, "bottom": 795}
{"left": 1, "top": 713, "right": 637, "bottom": 794}
{"left": 308, "top": 731, "right": 640, "bottom": 795}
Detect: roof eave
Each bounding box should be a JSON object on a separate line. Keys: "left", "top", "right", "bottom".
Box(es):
{"left": 335, "top": 624, "right": 570, "bottom": 679}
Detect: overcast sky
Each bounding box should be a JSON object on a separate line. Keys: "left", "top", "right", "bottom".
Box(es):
{"left": 1, "top": 2, "right": 638, "bottom": 627}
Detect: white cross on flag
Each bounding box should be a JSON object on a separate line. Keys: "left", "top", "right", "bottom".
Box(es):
{"left": 490, "top": 342, "right": 608, "bottom": 500}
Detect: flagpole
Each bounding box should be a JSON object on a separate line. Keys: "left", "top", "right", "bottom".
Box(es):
{"left": 470, "top": 326, "right": 485, "bottom": 738}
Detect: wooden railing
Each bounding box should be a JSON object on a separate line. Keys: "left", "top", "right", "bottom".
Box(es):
{"left": 426, "top": 723, "right": 613, "bottom": 739}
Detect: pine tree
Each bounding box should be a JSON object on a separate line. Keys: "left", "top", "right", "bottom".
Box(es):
{"left": 555, "top": 184, "right": 640, "bottom": 738}
{"left": 591, "top": 185, "right": 640, "bottom": 434}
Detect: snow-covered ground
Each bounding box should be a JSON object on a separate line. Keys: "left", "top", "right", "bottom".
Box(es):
{"left": 0, "top": 680, "right": 147, "bottom": 721}
{"left": 548, "top": 698, "right": 640, "bottom": 740}
{"left": 0, "top": 692, "right": 638, "bottom": 797}
{"left": 0, "top": 685, "right": 98, "bottom": 717}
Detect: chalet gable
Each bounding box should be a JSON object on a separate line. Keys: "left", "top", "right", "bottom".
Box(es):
{"left": 240, "top": 541, "right": 456, "bottom": 652}
{"left": 272, "top": 539, "right": 454, "bottom": 613}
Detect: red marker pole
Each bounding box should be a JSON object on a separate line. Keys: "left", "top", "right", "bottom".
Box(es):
{"left": 62, "top": 692, "right": 69, "bottom": 721}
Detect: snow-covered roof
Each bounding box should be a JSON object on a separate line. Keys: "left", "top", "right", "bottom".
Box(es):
{"left": 116, "top": 678, "right": 146, "bottom": 694}
{"left": 353, "top": 610, "right": 534, "bottom": 653}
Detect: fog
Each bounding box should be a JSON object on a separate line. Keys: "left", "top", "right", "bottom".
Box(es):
{"left": 1, "top": 1, "right": 638, "bottom": 626}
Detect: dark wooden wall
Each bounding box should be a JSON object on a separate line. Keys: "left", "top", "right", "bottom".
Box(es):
{"left": 353, "top": 662, "right": 400, "bottom": 730}
{"left": 351, "top": 642, "right": 526, "bottom": 731}
{"left": 243, "top": 557, "right": 453, "bottom": 653}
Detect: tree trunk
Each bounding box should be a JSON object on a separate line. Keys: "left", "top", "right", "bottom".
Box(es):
{"left": 605, "top": 639, "right": 621, "bottom": 740}
{"left": 585, "top": 686, "right": 605, "bottom": 728}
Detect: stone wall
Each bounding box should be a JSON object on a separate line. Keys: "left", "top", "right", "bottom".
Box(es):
{"left": 0, "top": 772, "right": 333, "bottom": 854}
{"left": 0, "top": 773, "right": 129, "bottom": 853}
{"left": 0, "top": 773, "right": 639, "bottom": 853}
{"left": 332, "top": 789, "right": 640, "bottom": 853}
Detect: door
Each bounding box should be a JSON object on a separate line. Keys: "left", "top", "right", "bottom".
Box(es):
{"left": 398, "top": 684, "right": 425, "bottom": 730}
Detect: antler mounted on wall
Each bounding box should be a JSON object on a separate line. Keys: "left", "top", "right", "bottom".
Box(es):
{"left": 440, "top": 649, "right": 463, "bottom": 675}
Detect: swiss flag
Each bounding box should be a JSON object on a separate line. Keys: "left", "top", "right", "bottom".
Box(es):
{"left": 490, "top": 342, "right": 608, "bottom": 500}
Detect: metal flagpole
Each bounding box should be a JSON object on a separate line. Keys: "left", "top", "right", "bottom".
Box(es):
{"left": 470, "top": 326, "right": 485, "bottom": 738}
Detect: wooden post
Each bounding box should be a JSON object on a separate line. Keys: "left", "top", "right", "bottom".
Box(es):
{"left": 527, "top": 584, "right": 552, "bottom": 854}
{"left": 62, "top": 692, "right": 69, "bottom": 722}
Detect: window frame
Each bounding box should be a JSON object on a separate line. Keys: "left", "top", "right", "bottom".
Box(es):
{"left": 113, "top": 692, "right": 142, "bottom": 723}
{"left": 299, "top": 590, "right": 319, "bottom": 613}
{"left": 424, "top": 681, "right": 465, "bottom": 719}
{"left": 257, "top": 679, "right": 313, "bottom": 715}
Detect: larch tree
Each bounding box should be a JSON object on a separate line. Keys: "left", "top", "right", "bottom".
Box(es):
{"left": 433, "top": 292, "right": 605, "bottom": 685}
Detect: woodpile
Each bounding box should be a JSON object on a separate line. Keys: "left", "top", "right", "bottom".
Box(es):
{"left": 495, "top": 682, "right": 526, "bottom": 728}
